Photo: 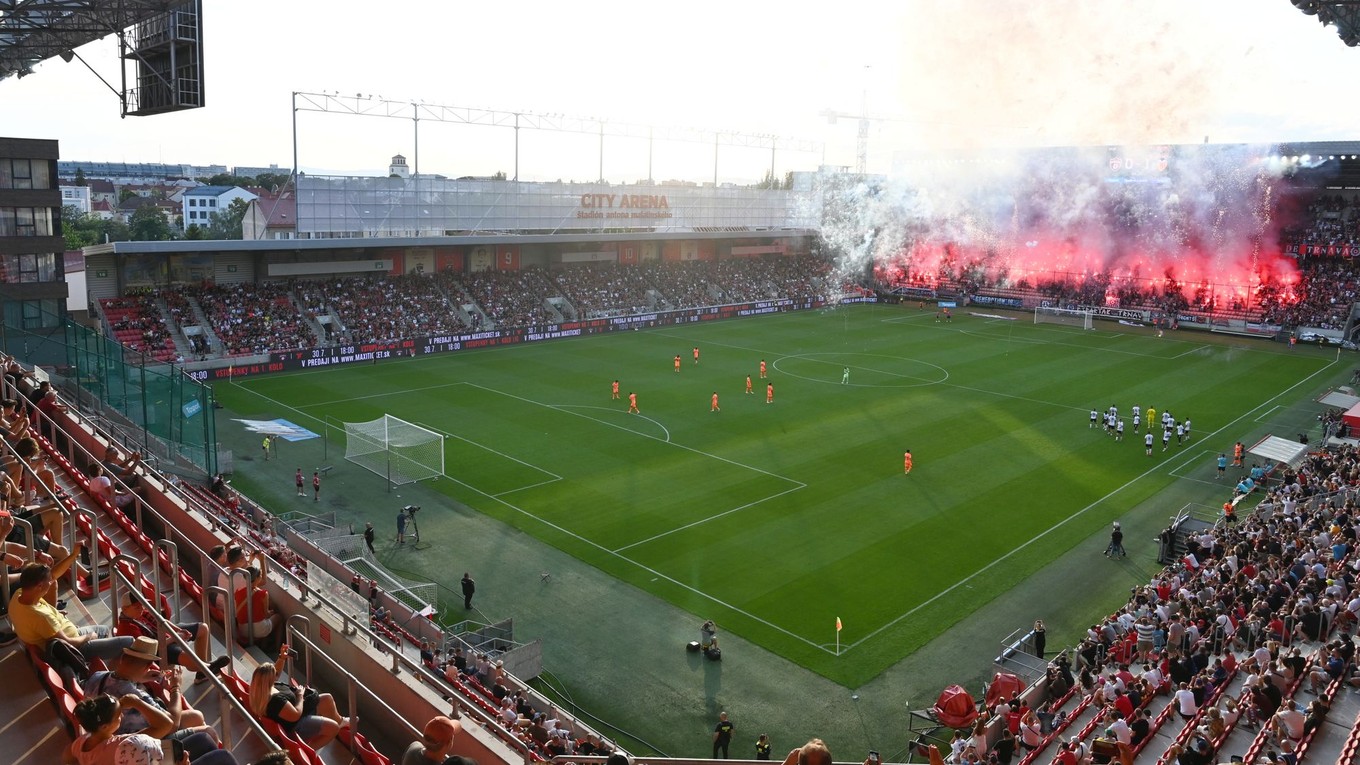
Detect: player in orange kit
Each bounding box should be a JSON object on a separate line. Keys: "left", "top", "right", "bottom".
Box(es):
{"left": 674, "top": 355, "right": 681, "bottom": 373}
{"left": 766, "top": 383, "right": 774, "bottom": 404}
{"left": 711, "top": 392, "right": 720, "bottom": 412}
{"left": 611, "top": 380, "right": 620, "bottom": 400}
{"left": 904, "top": 450, "right": 913, "bottom": 474}
{"left": 745, "top": 375, "right": 753, "bottom": 394}
{"left": 628, "top": 392, "right": 639, "bottom": 413}
{"left": 759, "top": 359, "right": 767, "bottom": 378}
{"left": 693, "top": 347, "right": 700, "bottom": 364}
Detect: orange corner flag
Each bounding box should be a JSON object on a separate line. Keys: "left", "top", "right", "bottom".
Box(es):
{"left": 836, "top": 617, "right": 843, "bottom": 632}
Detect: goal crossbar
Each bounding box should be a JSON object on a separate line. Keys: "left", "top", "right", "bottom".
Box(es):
{"left": 343, "top": 415, "right": 444, "bottom": 486}
{"left": 1034, "top": 306, "right": 1095, "bottom": 330}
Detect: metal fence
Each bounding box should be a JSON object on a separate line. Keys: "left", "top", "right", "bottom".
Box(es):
{"left": 0, "top": 311, "right": 217, "bottom": 475}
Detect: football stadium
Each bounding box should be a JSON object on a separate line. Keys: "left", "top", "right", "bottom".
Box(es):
{"left": 9, "top": 3, "right": 1360, "bottom": 765}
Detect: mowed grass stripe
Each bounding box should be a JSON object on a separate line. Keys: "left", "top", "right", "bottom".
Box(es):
{"left": 221, "top": 305, "right": 1332, "bottom": 683}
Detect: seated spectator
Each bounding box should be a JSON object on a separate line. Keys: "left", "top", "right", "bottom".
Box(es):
{"left": 248, "top": 652, "right": 349, "bottom": 750}
{"left": 10, "top": 559, "right": 133, "bottom": 671}
{"left": 82, "top": 637, "right": 221, "bottom": 750}
{"left": 87, "top": 463, "right": 134, "bottom": 510}
{"left": 69, "top": 693, "right": 174, "bottom": 764}
{"left": 114, "top": 591, "right": 231, "bottom": 683}
{"left": 401, "top": 714, "right": 477, "bottom": 765}
{"left": 234, "top": 563, "right": 284, "bottom": 649}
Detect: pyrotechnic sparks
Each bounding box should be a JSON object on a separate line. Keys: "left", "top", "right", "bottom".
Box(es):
{"left": 820, "top": 144, "right": 1310, "bottom": 314}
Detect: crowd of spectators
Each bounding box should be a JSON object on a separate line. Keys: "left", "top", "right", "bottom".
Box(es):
{"left": 294, "top": 274, "right": 468, "bottom": 345}
{"left": 978, "top": 441, "right": 1360, "bottom": 765}
{"left": 1283, "top": 194, "right": 1360, "bottom": 253}
{"left": 187, "top": 283, "right": 315, "bottom": 357}
{"left": 100, "top": 294, "right": 176, "bottom": 361}
{"left": 550, "top": 263, "right": 654, "bottom": 319}
{"left": 1259, "top": 259, "right": 1360, "bottom": 331}
{"left": 455, "top": 268, "right": 556, "bottom": 329}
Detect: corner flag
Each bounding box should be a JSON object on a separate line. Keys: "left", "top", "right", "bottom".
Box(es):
{"left": 836, "top": 617, "right": 842, "bottom": 632}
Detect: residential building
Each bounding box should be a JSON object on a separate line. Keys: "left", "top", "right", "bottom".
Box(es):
{"left": 0, "top": 137, "right": 67, "bottom": 329}
{"left": 242, "top": 190, "right": 296, "bottom": 240}
{"left": 60, "top": 184, "right": 92, "bottom": 214}
{"left": 182, "top": 185, "right": 257, "bottom": 227}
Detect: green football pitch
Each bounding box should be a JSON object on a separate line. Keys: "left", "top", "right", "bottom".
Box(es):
{"left": 215, "top": 303, "right": 1335, "bottom": 687}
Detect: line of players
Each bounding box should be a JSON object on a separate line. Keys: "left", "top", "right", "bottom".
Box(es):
{"left": 608, "top": 347, "right": 775, "bottom": 414}
{"left": 1089, "top": 404, "right": 1193, "bottom": 456}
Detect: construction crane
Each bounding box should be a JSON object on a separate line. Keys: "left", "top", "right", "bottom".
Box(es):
{"left": 821, "top": 91, "right": 913, "bottom": 175}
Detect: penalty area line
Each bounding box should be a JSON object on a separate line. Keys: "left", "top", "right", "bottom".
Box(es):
{"left": 841, "top": 354, "right": 1340, "bottom": 654}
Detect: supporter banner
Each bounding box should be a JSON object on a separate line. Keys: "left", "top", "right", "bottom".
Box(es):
{"left": 560, "top": 251, "right": 618, "bottom": 263}
{"left": 729, "top": 244, "right": 787, "bottom": 257}
{"left": 618, "top": 245, "right": 639, "bottom": 265}
{"left": 1080, "top": 305, "right": 1150, "bottom": 322}
{"left": 469, "top": 246, "right": 495, "bottom": 272}
{"left": 889, "top": 286, "right": 938, "bottom": 299}
{"left": 496, "top": 245, "right": 521, "bottom": 271}
{"left": 1176, "top": 314, "right": 1202, "bottom": 324}
{"left": 969, "top": 294, "right": 1025, "bottom": 308}
{"left": 1245, "top": 322, "right": 1283, "bottom": 335}
{"left": 1289, "top": 243, "right": 1355, "bottom": 258}
{"left": 188, "top": 296, "right": 835, "bottom": 380}
{"left": 434, "top": 248, "right": 464, "bottom": 273}
{"left": 406, "top": 249, "right": 435, "bottom": 275}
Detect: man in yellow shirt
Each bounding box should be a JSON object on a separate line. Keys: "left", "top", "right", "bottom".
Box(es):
{"left": 11, "top": 558, "right": 132, "bottom": 664}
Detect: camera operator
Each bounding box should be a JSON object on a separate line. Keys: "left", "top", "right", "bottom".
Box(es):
{"left": 397, "top": 505, "right": 420, "bottom": 545}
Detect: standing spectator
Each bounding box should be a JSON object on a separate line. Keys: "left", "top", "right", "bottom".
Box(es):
{"left": 712, "top": 711, "right": 734, "bottom": 758}
{"left": 461, "top": 572, "right": 476, "bottom": 609}
{"left": 261, "top": 435, "right": 272, "bottom": 461}
{"left": 312, "top": 471, "right": 321, "bottom": 502}
{"left": 295, "top": 468, "right": 304, "bottom": 497}
{"left": 701, "top": 620, "right": 718, "bottom": 649}
{"left": 1033, "top": 620, "right": 1046, "bottom": 659}
{"left": 755, "top": 734, "right": 772, "bottom": 761}
{"left": 397, "top": 507, "right": 408, "bottom": 545}
{"left": 364, "top": 522, "right": 376, "bottom": 554}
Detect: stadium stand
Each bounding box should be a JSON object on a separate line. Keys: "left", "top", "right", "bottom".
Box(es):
{"left": 16, "top": 251, "right": 1360, "bottom": 764}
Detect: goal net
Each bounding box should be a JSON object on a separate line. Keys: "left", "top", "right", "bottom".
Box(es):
{"left": 343, "top": 415, "right": 444, "bottom": 485}
{"left": 1034, "top": 306, "right": 1095, "bottom": 330}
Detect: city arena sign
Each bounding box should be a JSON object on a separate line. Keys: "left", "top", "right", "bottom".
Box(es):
{"left": 577, "top": 193, "right": 673, "bottom": 220}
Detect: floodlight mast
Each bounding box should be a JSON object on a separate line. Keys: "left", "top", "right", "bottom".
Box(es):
{"left": 289, "top": 91, "right": 822, "bottom": 185}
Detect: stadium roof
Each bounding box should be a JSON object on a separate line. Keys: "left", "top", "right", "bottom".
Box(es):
{"left": 83, "top": 228, "right": 816, "bottom": 256}
{"left": 0, "top": 1, "right": 175, "bottom": 81}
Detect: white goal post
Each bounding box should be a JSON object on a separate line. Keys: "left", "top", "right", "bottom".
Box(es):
{"left": 343, "top": 415, "right": 444, "bottom": 486}
{"left": 1034, "top": 306, "right": 1095, "bottom": 330}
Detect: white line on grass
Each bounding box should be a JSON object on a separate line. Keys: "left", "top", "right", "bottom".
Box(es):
{"left": 1171, "top": 345, "right": 1212, "bottom": 360}
{"left": 1254, "top": 405, "right": 1284, "bottom": 423}
{"left": 841, "top": 354, "right": 1339, "bottom": 653}
{"left": 492, "top": 477, "right": 564, "bottom": 497}
{"left": 439, "top": 470, "right": 830, "bottom": 653}
{"left": 415, "top": 421, "right": 563, "bottom": 481}
{"left": 612, "top": 483, "right": 808, "bottom": 553}
{"left": 226, "top": 377, "right": 829, "bottom": 650}
{"left": 556, "top": 404, "right": 672, "bottom": 442}
{"left": 1167, "top": 449, "right": 1214, "bottom": 478}
{"left": 464, "top": 383, "right": 805, "bottom": 488}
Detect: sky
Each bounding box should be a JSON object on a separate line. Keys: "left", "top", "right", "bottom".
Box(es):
{"left": 5, "top": 0, "right": 1360, "bottom": 184}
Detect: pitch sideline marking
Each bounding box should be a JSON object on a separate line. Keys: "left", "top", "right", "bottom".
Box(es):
{"left": 1253, "top": 405, "right": 1285, "bottom": 423}
{"left": 227, "top": 378, "right": 829, "bottom": 650}
{"left": 840, "top": 354, "right": 1339, "bottom": 653}
{"left": 1166, "top": 448, "right": 1215, "bottom": 480}
{"left": 612, "top": 483, "right": 807, "bottom": 553}
{"left": 1170, "top": 344, "right": 1213, "bottom": 360}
